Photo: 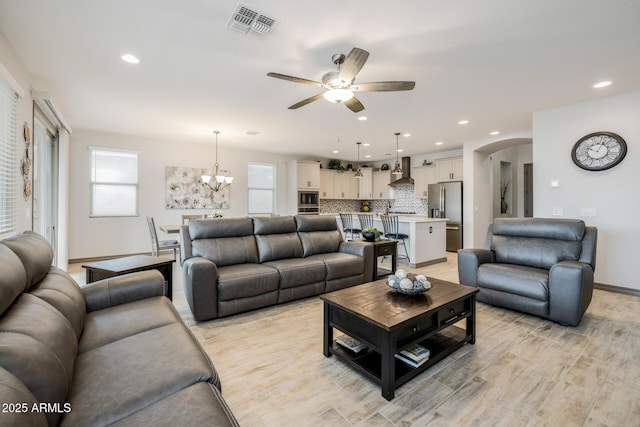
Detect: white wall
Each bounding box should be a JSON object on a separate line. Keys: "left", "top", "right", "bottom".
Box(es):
{"left": 68, "top": 129, "right": 297, "bottom": 259}
{"left": 533, "top": 89, "right": 640, "bottom": 290}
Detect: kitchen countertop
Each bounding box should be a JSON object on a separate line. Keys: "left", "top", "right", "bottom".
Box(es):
{"left": 323, "top": 213, "right": 448, "bottom": 223}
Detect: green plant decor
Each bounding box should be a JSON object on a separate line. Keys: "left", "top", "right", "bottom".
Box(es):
{"left": 363, "top": 227, "right": 381, "bottom": 241}
{"left": 327, "top": 159, "right": 346, "bottom": 172}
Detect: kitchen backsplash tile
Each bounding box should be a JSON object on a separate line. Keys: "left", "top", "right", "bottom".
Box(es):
{"left": 319, "top": 184, "right": 428, "bottom": 214}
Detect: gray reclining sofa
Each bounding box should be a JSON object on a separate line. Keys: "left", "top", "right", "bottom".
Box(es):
{"left": 458, "top": 217, "right": 597, "bottom": 326}
{"left": 0, "top": 231, "right": 238, "bottom": 427}
{"left": 181, "top": 215, "right": 374, "bottom": 321}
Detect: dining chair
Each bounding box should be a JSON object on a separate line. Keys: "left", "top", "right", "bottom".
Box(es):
{"left": 339, "top": 212, "right": 361, "bottom": 240}
{"left": 147, "top": 216, "right": 180, "bottom": 261}
{"left": 380, "top": 214, "right": 410, "bottom": 263}
{"left": 182, "top": 214, "right": 205, "bottom": 224}
{"left": 357, "top": 213, "right": 375, "bottom": 231}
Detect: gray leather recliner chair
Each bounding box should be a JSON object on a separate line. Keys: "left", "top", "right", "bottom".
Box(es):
{"left": 458, "top": 218, "right": 597, "bottom": 326}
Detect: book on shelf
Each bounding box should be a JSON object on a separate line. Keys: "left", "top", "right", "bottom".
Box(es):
{"left": 335, "top": 335, "right": 367, "bottom": 353}
{"left": 398, "top": 343, "right": 430, "bottom": 363}
{"left": 394, "top": 352, "right": 430, "bottom": 368}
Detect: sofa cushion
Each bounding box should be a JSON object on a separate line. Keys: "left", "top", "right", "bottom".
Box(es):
{"left": 0, "top": 245, "right": 27, "bottom": 315}
{"left": 256, "top": 233, "right": 303, "bottom": 262}
{"left": 109, "top": 382, "right": 237, "bottom": 427}
{"left": 79, "top": 297, "right": 180, "bottom": 353}
{"left": 0, "top": 231, "right": 53, "bottom": 291}
{"left": 0, "top": 367, "right": 47, "bottom": 427}
{"left": 253, "top": 215, "right": 297, "bottom": 234}
{"left": 189, "top": 217, "right": 259, "bottom": 266}
{"left": 295, "top": 215, "right": 339, "bottom": 232}
{"left": 492, "top": 217, "right": 585, "bottom": 241}
{"left": 217, "top": 264, "right": 280, "bottom": 301}
{"left": 491, "top": 235, "right": 581, "bottom": 270}
{"left": 308, "top": 252, "right": 364, "bottom": 280}
{"left": 63, "top": 322, "right": 217, "bottom": 427}
{"left": 29, "top": 267, "right": 86, "bottom": 340}
{"left": 263, "top": 257, "right": 326, "bottom": 289}
{"left": 0, "top": 294, "right": 78, "bottom": 426}
{"left": 478, "top": 263, "right": 549, "bottom": 301}
{"left": 299, "top": 230, "right": 342, "bottom": 256}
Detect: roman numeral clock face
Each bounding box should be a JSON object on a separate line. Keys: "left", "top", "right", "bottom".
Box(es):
{"left": 571, "top": 132, "right": 627, "bottom": 171}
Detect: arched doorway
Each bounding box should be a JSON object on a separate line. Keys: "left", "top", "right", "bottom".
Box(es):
{"left": 462, "top": 133, "right": 532, "bottom": 248}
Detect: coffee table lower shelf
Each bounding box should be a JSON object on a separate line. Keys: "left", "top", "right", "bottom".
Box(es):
{"left": 329, "top": 326, "right": 470, "bottom": 394}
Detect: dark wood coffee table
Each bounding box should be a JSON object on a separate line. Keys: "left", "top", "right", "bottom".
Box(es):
{"left": 82, "top": 255, "right": 174, "bottom": 300}
{"left": 321, "top": 278, "right": 478, "bottom": 400}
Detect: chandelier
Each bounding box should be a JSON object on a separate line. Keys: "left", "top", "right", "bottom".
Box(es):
{"left": 202, "top": 131, "right": 233, "bottom": 191}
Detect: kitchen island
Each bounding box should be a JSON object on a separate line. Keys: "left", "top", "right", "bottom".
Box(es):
{"left": 329, "top": 213, "right": 448, "bottom": 268}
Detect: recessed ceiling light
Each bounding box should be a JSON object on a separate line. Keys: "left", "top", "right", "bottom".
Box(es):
{"left": 490, "top": 131, "right": 500, "bottom": 136}
{"left": 358, "top": 116, "right": 367, "bottom": 121}
{"left": 121, "top": 54, "right": 140, "bottom": 64}
{"left": 435, "top": 141, "right": 444, "bottom": 146}
{"left": 365, "top": 155, "right": 371, "bottom": 158}
{"left": 397, "top": 149, "right": 403, "bottom": 153}
{"left": 332, "top": 150, "right": 339, "bottom": 154}
{"left": 403, "top": 133, "right": 411, "bottom": 137}
{"left": 458, "top": 120, "right": 469, "bottom": 125}
{"left": 593, "top": 81, "right": 612, "bottom": 88}
{"left": 363, "top": 143, "right": 370, "bottom": 147}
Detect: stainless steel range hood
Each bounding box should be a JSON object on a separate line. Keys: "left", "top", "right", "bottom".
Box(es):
{"left": 389, "top": 157, "right": 414, "bottom": 186}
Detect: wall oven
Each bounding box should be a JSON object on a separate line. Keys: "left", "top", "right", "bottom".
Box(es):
{"left": 298, "top": 191, "right": 319, "bottom": 215}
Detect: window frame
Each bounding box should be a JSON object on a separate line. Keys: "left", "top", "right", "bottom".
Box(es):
{"left": 0, "top": 75, "right": 18, "bottom": 237}
{"left": 247, "top": 162, "right": 276, "bottom": 215}
{"left": 89, "top": 147, "right": 140, "bottom": 218}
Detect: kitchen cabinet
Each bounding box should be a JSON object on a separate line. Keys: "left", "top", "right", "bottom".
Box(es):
{"left": 335, "top": 172, "right": 355, "bottom": 199}
{"left": 350, "top": 174, "right": 361, "bottom": 199}
{"left": 436, "top": 157, "right": 463, "bottom": 182}
{"left": 296, "top": 161, "right": 320, "bottom": 189}
{"left": 358, "top": 168, "right": 373, "bottom": 199}
{"left": 320, "top": 170, "right": 335, "bottom": 199}
{"left": 413, "top": 166, "right": 437, "bottom": 198}
{"left": 372, "top": 170, "right": 392, "bottom": 199}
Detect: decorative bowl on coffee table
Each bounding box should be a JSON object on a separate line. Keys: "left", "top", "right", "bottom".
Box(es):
{"left": 387, "top": 269, "right": 431, "bottom": 295}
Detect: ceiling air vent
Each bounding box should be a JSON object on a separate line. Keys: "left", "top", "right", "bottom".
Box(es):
{"left": 227, "top": 3, "right": 276, "bottom": 38}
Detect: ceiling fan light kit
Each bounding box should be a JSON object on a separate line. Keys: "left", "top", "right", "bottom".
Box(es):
{"left": 267, "top": 47, "right": 415, "bottom": 112}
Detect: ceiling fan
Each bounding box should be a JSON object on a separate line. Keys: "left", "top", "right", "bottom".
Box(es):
{"left": 267, "top": 47, "right": 415, "bottom": 113}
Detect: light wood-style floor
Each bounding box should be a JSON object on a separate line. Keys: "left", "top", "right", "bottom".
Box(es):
{"left": 69, "top": 254, "right": 640, "bottom": 426}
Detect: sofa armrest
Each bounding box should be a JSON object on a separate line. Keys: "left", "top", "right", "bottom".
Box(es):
{"left": 457, "top": 248, "right": 495, "bottom": 287}
{"left": 339, "top": 241, "right": 375, "bottom": 282}
{"left": 82, "top": 270, "right": 165, "bottom": 313}
{"left": 183, "top": 257, "right": 220, "bottom": 321}
{"left": 549, "top": 261, "right": 594, "bottom": 326}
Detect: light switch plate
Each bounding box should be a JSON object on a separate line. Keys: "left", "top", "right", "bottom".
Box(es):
{"left": 552, "top": 207, "right": 564, "bottom": 216}
{"left": 580, "top": 207, "right": 597, "bottom": 217}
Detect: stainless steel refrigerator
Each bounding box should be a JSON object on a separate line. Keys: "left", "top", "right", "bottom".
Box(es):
{"left": 428, "top": 181, "right": 463, "bottom": 251}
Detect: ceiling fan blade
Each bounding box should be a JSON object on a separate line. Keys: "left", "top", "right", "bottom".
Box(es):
{"left": 288, "top": 93, "right": 325, "bottom": 109}
{"left": 267, "top": 72, "right": 324, "bottom": 87}
{"left": 344, "top": 96, "right": 365, "bottom": 113}
{"left": 339, "top": 48, "right": 369, "bottom": 82}
{"left": 351, "top": 81, "right": 416, "bottom": 92}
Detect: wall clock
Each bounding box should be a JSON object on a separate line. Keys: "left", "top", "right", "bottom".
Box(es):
{"left": 571, "top": 131, "right": 627, "bottom": 171}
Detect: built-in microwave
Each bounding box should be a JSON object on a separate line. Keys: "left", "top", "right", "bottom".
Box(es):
{"left": 298, "top": 191, "right": 319, "bottom": 215}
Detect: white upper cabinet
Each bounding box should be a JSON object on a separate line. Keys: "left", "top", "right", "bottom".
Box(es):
{"left": 320, "top": 170, "right": 335, "bottom": 199}
{"left": 296, "top": 161, "right": 320, "bottom": 189}
{"left": 372, "top": 170, "right": 392, "bottom": 199}
{"left": 334, "top": 171, "right": 355, "bottom": 199}
{"left": 413, "top": 166, "right": 437, "bottom": 198}
{"left": 436, "top": 157, "right": 463, "bottom": 182}
{"left": 358, "top": 168, "right": 373, "bottom": 200}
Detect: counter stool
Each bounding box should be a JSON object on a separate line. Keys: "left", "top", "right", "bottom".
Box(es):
{"left": 380, "top": 214, "right": 410, "bottom": 263}
{"left": 339, "top": 212, "right": 361, "bottom": 240}
{"left": 358, "top": 213, "right": 375, "bottom": 231}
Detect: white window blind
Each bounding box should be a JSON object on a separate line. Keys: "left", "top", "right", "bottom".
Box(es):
{"left": 248, "top": 163, "right": 275, "bottom": 214}
{"left": 90, "top": 148, "right": 139, "bottom": 217}
{"left": 0, "top": 76, "right": 18, "bottom": 236}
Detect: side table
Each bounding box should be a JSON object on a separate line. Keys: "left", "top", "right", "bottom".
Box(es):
{"left": 82, "top": 255, "right": 174, "bottom": 300}
{"left": 354, "top": 239, "right": 397, "bottom": 279}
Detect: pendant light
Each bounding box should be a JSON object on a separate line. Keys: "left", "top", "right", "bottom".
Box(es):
{"left": 202, "top": 131, "right": 233, "bottom": 191}
{"left": 354, "top": 142, "right": 363, "bottom": 178}
{"left": 392, "top": 132, "right": 403, "bottom": 175}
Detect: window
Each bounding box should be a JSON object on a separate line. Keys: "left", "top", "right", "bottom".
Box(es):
{"left": 90, "top": 148, "right": 139, "bottom": 217}
{"left": 248, "top": 163, "right": 275, "bottom": 215}
{"left": 0, "top": 75, "right": 18, "bottom": 236}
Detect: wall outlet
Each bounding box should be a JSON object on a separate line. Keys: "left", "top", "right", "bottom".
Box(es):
{"left": 580, "top": 207, "right": 597, "bottom": 217}
{"left": 552, "top": 207, "right": 564, "bottom": 216}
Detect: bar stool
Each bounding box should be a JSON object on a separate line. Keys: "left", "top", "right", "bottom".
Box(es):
{"left": 380, "top": 214, "right": 410, "bottom": 263}
{"left": 357, "top": 213, "right": 375, "bottom": 231}
{"left": 339, "top": 212, "right": 361, "bottom": 240}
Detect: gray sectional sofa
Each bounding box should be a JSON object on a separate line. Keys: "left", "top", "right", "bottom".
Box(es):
{"left": 458, "top": 217, "right": 597, "bottom": 326}
{"left": 181, "top": 215, "right": 374, "bottom": 321}
{"left": 0, "top": 231, "right": 238, "bottom": 426}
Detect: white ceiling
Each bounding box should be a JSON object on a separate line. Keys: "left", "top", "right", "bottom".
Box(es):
{"left": 1, "top": 0, "right": 640, "bottom": 162}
